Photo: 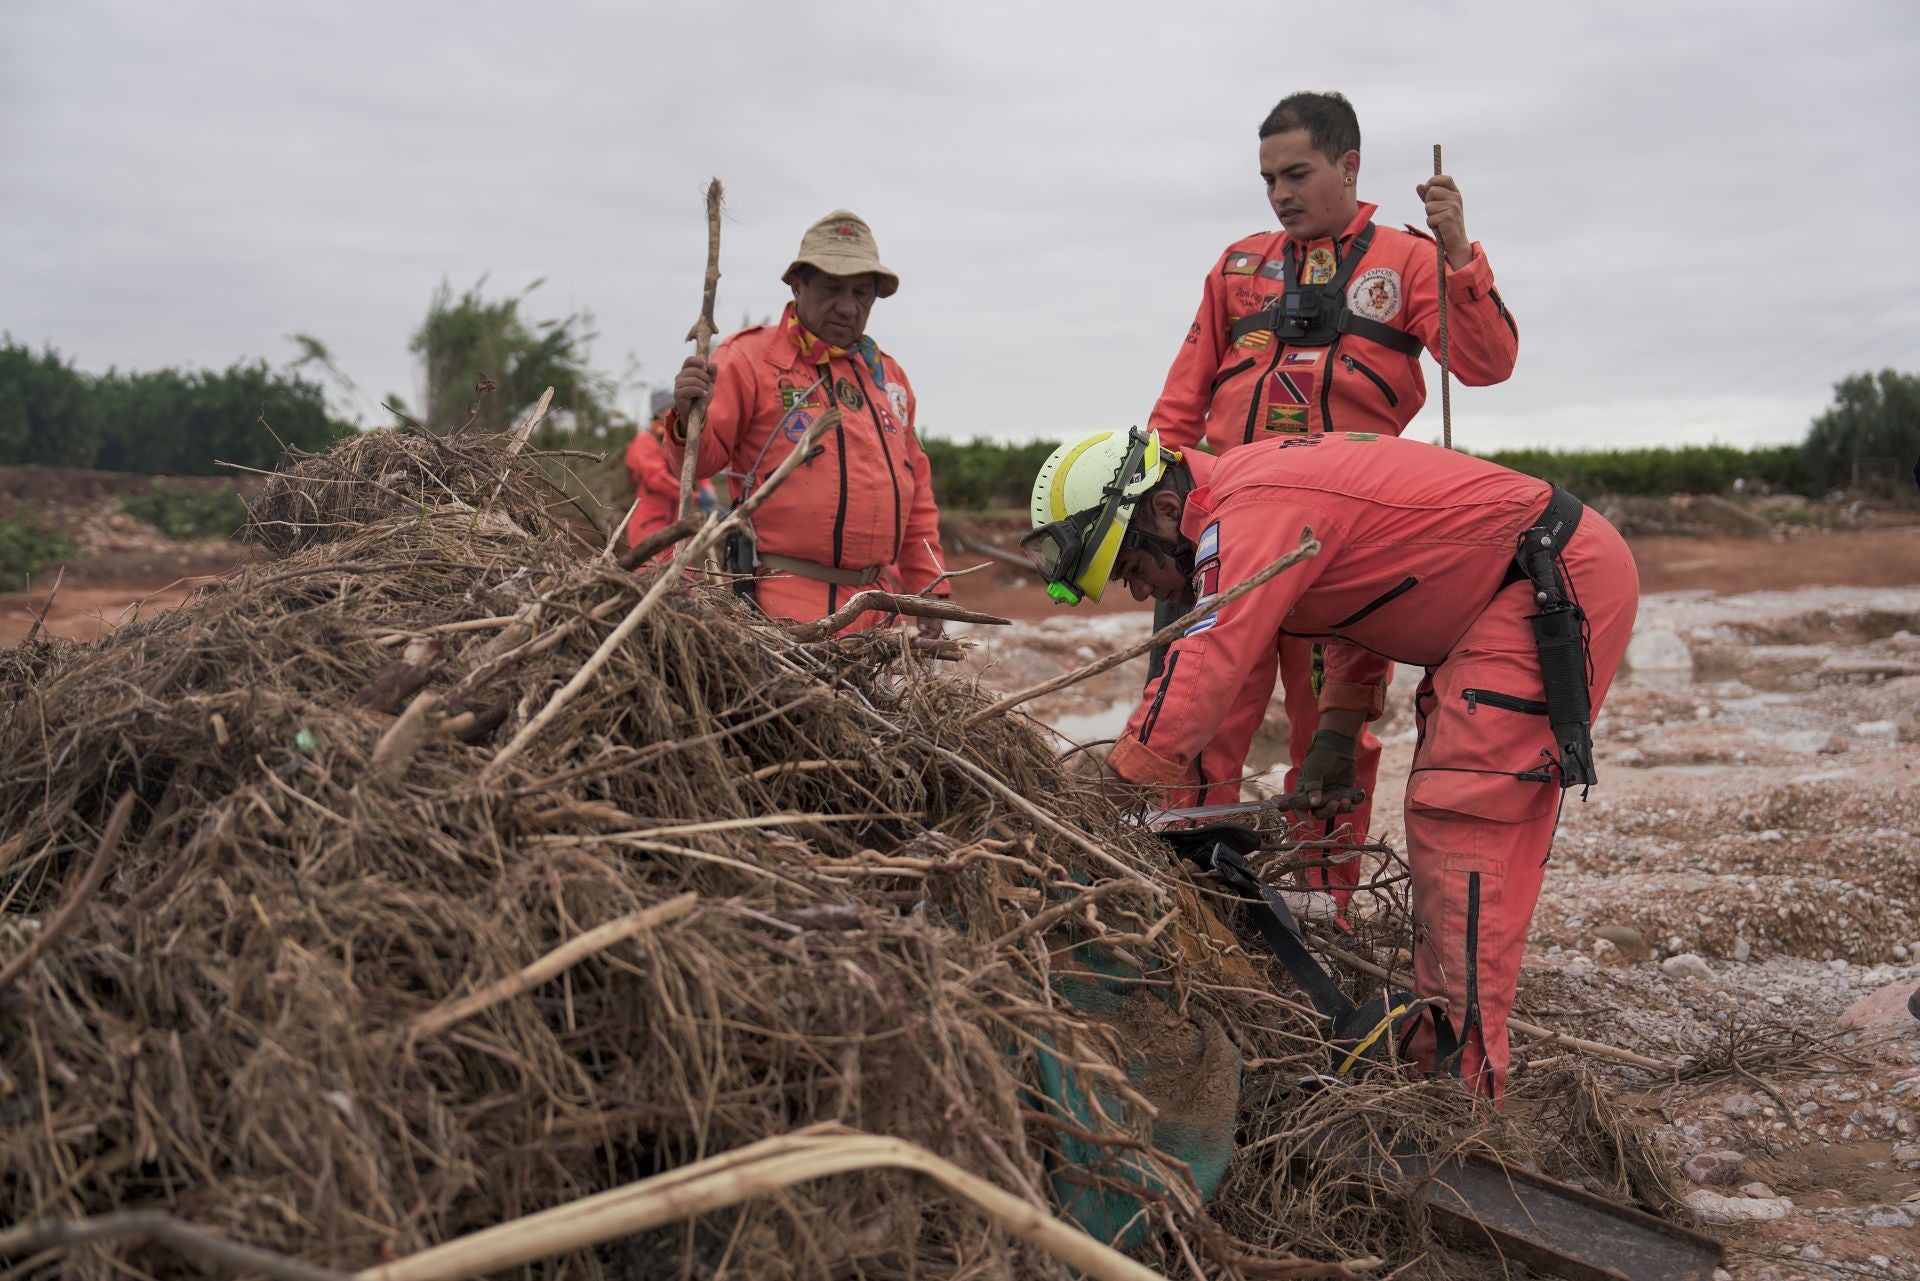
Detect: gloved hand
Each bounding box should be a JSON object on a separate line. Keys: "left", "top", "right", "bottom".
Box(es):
{"left": 1299, "top": 728, "right": 1357, "bottom": 816}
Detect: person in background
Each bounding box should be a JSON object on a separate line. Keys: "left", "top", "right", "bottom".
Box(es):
{"left": 664, "top": 210, "right": 949, "bottom": 635}
{"left": 623, "top": 391, "right": 697, "bottom": 555}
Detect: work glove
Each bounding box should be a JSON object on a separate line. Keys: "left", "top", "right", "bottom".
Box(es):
{"left": 1299, "top": 728, "right": 1357, "bottom": 811}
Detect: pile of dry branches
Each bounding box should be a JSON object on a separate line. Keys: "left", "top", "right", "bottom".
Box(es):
{"left": 0, "top": 426, "right": 1673, "bottom": 1280}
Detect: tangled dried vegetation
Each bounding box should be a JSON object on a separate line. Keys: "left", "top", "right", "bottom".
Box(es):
{"left": 0, "top": 426, "right": 1675, "bottom": 1279}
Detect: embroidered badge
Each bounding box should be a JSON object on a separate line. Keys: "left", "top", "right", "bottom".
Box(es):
{"left": 780, "top": 410, "right": 813, "bottom": 442}
{"left": 1235, "top": 330, "right": 1273, "bottom": 351}
{"left": 1265, "top": 405, "right": 1309, "bottom": 433}
{"left": 778, "top": 385, "right": 818, "bottom": 410}
{"left": 1347, "top": 267, "right": 1403, "bottom": 321}
{"left": 1257, "top": 257, "right": 1288, "bottom": 282}
{"left": 834, "top": 377, "right": 865, "bottom": 410}
{"left": 1346, "top": 432, "right": 1380, "bottom": 442}
{"left": 1268, "top": 370, "right": 1314, "bottom": 406}
{"left": 1185, "top": 321, "right": 1202, "bottom": 345}
{"left": 887, "top": 382, "right": 909, "bottom": 422}
{"left": 1195, "top": 521, "right": 1220, "bottom": 563}
{"left": 1278, "top": 434, "right": 1326, "bottom": 448}
{"left": 1281, "top": 350, "right": 1322, "bottom": 365}
{"left": 1222, "top": 250, "right": 1262, "bottom": 275}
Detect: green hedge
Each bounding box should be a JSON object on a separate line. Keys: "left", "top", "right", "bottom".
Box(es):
{"left": 920, "top": 436, "right": 1827, "bottom": 511}
{"left": 1474, "top": 444, "right": 1814, "bottom": 497}
{"left": 922, "top": 437, "right": 1065, "bottom": 511}
{"left": 119, "top": 482, "right": 250, "bottom": 541}
{"left": 0, "top": 340, "right": 351, "bottom": 475}
{"left": 0, "top": 511, "right": 76, "bottom": 590}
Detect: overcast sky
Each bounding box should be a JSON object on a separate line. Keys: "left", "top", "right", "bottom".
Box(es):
{"left": 5, "top": 0, "right": 1918, "bottom": 454}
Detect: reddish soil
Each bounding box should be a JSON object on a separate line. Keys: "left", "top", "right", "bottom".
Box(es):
{"left": 943, "top": 526, "right": 1920, "bottom": 624}
{"left": 8, "top": 526, "right": 1920, "bottom": 645}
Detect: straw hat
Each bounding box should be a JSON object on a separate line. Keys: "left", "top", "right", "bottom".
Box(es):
{"left": 782, "top": 210, "right": 899, "bottom": 298}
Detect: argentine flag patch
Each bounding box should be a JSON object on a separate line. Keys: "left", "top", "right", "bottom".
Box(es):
{"left": 1185, "top": 521, "right": 1223, "bottom": 636}
{"left": 1194, "top": 521, "right": 1220, "bottom": 564}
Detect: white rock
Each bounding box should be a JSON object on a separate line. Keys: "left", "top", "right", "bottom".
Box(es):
{"left": 1685, "top": 1188, "right": 1792, "bottom": 1223}
{"left": 1721, "top": 1093, "right": 1762, "bottom": 1118}
{"left": 1741, "top": 1181, "right": 1777, "bottom": 1198}
{"left": 1732, "top": 937, "right": 1753, "bottom": 962}
{"left": 1661, "top": 953, "right": 1715, "bottom": 982}
{"left": 1864, "top": 1206, "right": 1913, "bottom": 1229}
{"left": 1777, "top": 729, "right": 1832, "bottom": 754}
{"left": 1799, "top": 1244, "right": 1824, "bottom": 1262}
{"left": 1627, "top": 629, "right": 1693, "bottom": 674}
{"left": 1855, "top": 720, "right": 1900, "bottom": 743}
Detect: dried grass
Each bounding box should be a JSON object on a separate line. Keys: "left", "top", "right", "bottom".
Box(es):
{"left": 0, "top": 428, "right": 1676, "bottom": 1280}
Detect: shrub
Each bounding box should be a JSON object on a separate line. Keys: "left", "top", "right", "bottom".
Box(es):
{"left": 0, "top": 511, "right": 77, "bottom": 590}
{"left": 119, "top": 482, "right": 250, "bottom": 541}
{"left": 923, "top": 436, "right": 1064, "bottom": 511}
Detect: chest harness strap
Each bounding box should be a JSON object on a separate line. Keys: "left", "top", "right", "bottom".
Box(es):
{"left": 1227, "top": 223, "right": 1423, "bottom": 357}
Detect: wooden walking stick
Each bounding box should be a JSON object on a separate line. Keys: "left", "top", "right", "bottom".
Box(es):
{"left": 1433, "top": 144, "right": 1453, "bottom": 451}
{"left": 677, "top": 179, "right": 725, "bottom": 520}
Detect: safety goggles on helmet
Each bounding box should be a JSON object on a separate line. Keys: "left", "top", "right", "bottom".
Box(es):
{"left": 1022, "top": 428, "right": 1162, "bottom": 605}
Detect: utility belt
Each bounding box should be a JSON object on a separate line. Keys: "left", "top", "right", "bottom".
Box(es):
{"left": 1500, "top": 484, "right": 1598, "bottom": 789}
{"left": 722, "top": 528, "right": 884, "bottom": 598}
{"left": 758, "top": 553, "right": 884, "bottom": 587}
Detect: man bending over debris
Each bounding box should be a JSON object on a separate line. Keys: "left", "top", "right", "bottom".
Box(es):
{"left": 1143, "top": 91, "right": 1521, "bottom": 906}
{"left": 663, "top": 210, "right": 950, "bottom": 635}
{"left": 1023, "top": 427, "right": 1637, "bottom": 1099}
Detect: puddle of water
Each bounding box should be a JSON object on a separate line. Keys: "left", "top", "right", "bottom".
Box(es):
{"left": 1621, "top": 668, "right": 1693, "bottom": 692}
{"left": 1046, "top": 701, "right": 1136, "bottom": 745}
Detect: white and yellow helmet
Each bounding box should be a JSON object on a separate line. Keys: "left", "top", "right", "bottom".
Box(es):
{"left": 1022, "top": 427, "right": 1168, "bottom": 605}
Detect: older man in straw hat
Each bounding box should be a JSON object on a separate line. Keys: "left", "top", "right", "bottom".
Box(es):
{"left": 664, "top": 209, "right": 950, "bottom": 634}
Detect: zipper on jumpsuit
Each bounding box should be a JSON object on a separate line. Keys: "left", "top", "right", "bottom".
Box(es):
{"left": 822, "top": 368, "right": 848, "bottom": 612}
{"left": 1340, "top": 353, "right": 1398, "bottom": 409}
{"left": 1462, "top": 689, "right": 1549, "bottom": 715}
{"left": 850, "top": 364, "right": 903, "bottom": 556}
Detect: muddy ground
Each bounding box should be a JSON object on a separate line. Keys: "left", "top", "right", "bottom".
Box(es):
{"left": 4, "top": 475, "right": 1918, "bottom": 1278}
{"left": 943, "top": 546, "right": 1920, "bottom": 1280}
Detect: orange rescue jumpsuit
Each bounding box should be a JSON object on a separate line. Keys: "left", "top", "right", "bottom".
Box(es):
{"left": 1147, "top": 204, "right": 1520, "bottom": 900}
{"left": 662, "top": 305, "right": 949, "bottom": 631}
{"left": 623, "top": 420, "right": 681, "bottom": 554}
{"left": 1107, "top": 434, "right": 1636, "bottom": 1099}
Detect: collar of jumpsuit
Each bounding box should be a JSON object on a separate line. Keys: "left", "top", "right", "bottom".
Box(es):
{"left": 781, "top": 302, "right": 886, "bottom": 385}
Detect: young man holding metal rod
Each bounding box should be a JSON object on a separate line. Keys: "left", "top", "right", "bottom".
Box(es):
{"left": 1141, "top": 92, "right": 1521, "bottom": 902}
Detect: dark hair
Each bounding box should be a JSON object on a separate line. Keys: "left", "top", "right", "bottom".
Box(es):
{"left": 1257, "top": 92, "right": 1361, "bottom": 161}
{"left": 789, "top": 263, "right": 820, "bottom": 285}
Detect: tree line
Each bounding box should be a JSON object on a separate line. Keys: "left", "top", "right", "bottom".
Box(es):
{"left": 4, "top": 282, "right": 1914, "bottom": 507}
{"left": 0, "top": 340, "right": 347, "bottom": 474}
{"left": 924, "top": 369, "right": 1920, "bottom": 510}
